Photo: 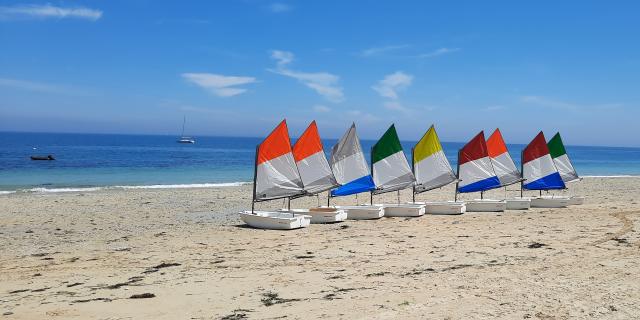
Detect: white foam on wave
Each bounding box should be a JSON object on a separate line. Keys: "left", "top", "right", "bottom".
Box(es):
{"left": 22, "top": 182, "right": 250, "bottom": 193}
{"left": 0, "top": 191, "right": 16, "bottom": 195}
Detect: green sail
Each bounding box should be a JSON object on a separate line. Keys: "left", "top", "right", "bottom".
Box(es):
{"left": 547, "top": 133, "right": 567, "bottom": 159}
{"left": 372, "top": 124, "right": 403, "bottom": 164}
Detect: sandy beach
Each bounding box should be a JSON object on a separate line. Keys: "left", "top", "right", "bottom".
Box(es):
{"left": 0, "top": 177, "right": 639, "bottom": 319}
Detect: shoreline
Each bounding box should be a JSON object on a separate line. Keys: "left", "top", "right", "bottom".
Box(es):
{"left": 1, "top": 175, "right": 639, "bottom": 195}
{"left": 1, "top": 177, "right": 639, "bottom": 319}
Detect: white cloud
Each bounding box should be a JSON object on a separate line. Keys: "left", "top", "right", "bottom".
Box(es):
{"left": 181, "top": 73, "right": 257, "bottom": 97}
{"left": 313, "top": 105, "right": 331, "bottom": 113}
{"left": 0, "top": 4, "right": 102, "bottom": 21}
{"left": 372, "top": 71, "right": 413, "bottom": 100}
{"left": 0, "top": 77, "right": 91, "bottom": 95}
{"left": 418, "top": 47, "right": 460, "bottom": 58}
{"left": 268, "top": 3, "right": 292, "bottom": 13}
{"left": 269, "top": 50, "right": 344, "bottom": 103}
{"left": 383, "top": 101, "right": 410, "bottom": 112}
{"left": 520, "top": 95, "right": 577, "bottom": 110}
{"left": 346, "top": 110, "right": 379, "bottom": 122}
{"left": 360, "top": 44, "right": 410, "bottom": 57}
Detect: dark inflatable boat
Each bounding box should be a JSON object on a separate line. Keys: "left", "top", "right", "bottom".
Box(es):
{"left": 31, "top": 155, "right": 55, "bottom": 161}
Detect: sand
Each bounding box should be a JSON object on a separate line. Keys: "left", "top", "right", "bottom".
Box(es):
{"left": 1, "top": 177, "right": 639, "bottom": 319}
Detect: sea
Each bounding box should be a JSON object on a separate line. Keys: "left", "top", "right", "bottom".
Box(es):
{"left": 1, "top": 132, "right": 639, "bottom": 193}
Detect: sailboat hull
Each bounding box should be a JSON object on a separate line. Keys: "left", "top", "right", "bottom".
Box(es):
{"left": 569, "top": 196, "right": 585, "bottom": 205}
{"left": 505, "top": 198, "right": 531, "bottom": 210}
{"left": 377, "top": 204, "right": 425, "bottom": 217}
{"left": 412, "top": 201, "right": 466, "bottom": 215}
{"left": 465, "top": 199, "right": 507, "bottom": 212}
{"left": 336, "top": 205, "right": 385, "bottom": 220}
{"left": 529, "top": 196, "right": 570, "bottom": 208}
{"left": 240, "top": 211, "right": 311, "bottom": 230}
{"left": 281, "top": 208, "right": 347, "bottom": 223}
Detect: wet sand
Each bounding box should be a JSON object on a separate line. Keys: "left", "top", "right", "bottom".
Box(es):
{"left": 1, "top": 177, "right": 639, "bottom": 319}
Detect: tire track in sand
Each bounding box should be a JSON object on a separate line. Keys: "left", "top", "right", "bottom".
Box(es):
{"left": 592, "top": 210, "right": 639, "bottom": 248}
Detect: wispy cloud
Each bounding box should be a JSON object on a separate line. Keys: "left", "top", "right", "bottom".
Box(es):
{"left": 373, "top": 71, "right": 414, "bottom": 113}
{"left": 313, "top": 105, "right": 331, "bottom": 113}
{"left": 485, "top": 105, "right": 506, "bottom": 112}
{"left": 520, "top": 95, "right": 623, "bottom": 112}
{"left": 181, "top": 73, "right": 257, "bottom": 97}
{"left": 372, "top": 71, "right": 413, "bottom": 100}
{"left": 269, "top": 50, "right": 344, "bottom": 103}
{"left": 418, "top": 47, "right": 460, "bottom": 58}
{"left": 0, "top": 77, "right": 90, "bottom": 95}
{"left": 346, "top": 110, "right": 379, "bottom": 123}
{"left": 0, "top": 4, "right": 102, "bottom": 21}
{"left": 268, "top": 3, "right": 292, "bottom": 13}
{"left": 360, "top": 44, "right": 410, "bottom": 57}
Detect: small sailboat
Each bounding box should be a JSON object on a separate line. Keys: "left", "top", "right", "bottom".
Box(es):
{"left": 239, "top": 120, "right": 311, "bottom": 229}
{"left": 456, "top": 131, "right": 507, "bottom": 212}
{"left": 548, "top": 132, "right": 584, "bottom": 205}
{"left": 177, "top": 115, "right": 195, "bottom": 144}
{"left": 371, "top": 124, "right": 424, "bottom": 217}
{"left": 486, "top": 129, "right": 530, "bottom": 210}
{"left": 284, "top": 121, "right": 347, "bottom": 223}
{"left": 329, "top": 123, "right": 384, "bottom": 220}
{"left": 521, "top": 132, "right": 570, "bottom": 208}
{"left": 410, "top": 125, "right": 466, "bottom": 215}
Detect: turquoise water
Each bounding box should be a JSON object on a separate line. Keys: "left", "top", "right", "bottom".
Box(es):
{"left": 1, "top": 132, "right": 639, "bottom": 192}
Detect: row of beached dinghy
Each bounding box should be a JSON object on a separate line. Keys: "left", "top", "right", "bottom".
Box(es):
{"left": 239, "top": 120, "right": 583, "bottom": 230}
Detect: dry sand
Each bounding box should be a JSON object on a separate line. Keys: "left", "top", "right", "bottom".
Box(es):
{"left": 1, "top": 177, "right": 639, "bottom": 319}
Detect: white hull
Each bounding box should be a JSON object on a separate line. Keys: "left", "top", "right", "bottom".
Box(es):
{"left": 465, "top": 199, "right": 507, "bottom": 212}
{"left": 376, "top": 203, "right": 425, "bottom": 217}
{"left": 529, "top": 196, "right": 570, "bottom": 208}
{"left": 412, "top": 201, "right": 466, "bottom": 215}
{"left": 336, "top": 205, "right": 385, "bottom": 220}
{"left": 505, "top": 198, "right": 531, "bottom": 210}
{"left": 569, "top": 196, "right": 585, "bottom": 205}
{"left": 240, "top": 211, "right": 311, "bottom": 230}
{"left": 281, "top": 208, "right": 347, "bottom": 223}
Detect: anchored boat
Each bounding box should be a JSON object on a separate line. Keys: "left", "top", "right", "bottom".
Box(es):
{"left": 329, "top": 123, "right": 384, "bottom": 220}
{"left": 410, "top": 125, "right": 466, "bottom": 215}
{"left": 486, "top": 129, "right": 530, "bottom": 210}
{"left": 371, "top": 124, "right": 424, "bottom": 217}
{"left": 456, "top": 131, "right": 507, "bottom": 212}
{"left": 239, "top": 120, "right": 311, "bottom": 230}
{"left": 521, "top": 132, "right": 569, "bottom": 208}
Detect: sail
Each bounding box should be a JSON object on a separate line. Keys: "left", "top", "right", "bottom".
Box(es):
{"left": 522, "top": 132, "right": 566, "bottom": 190}
{"left": 292, "top": 121, "right": 339, "bottom": 194}
{"left": 457, "top": 131, "right": 501, "bottom": 193}
{"left": 255, "top": 120, "right": 305, "bottom": 201}
{"left": 547, "top": 132, "right": 579, "bottom": 183}
{"left": 413, "top": 125, "right": 457, "bottom": 193}
{"left": 486, "top": 128, "right": 521, "bottom": 186}
{"left": 330, "top": 123, "right": 376, "bottom": 197}
{"left": 372, "top": 124, "right": 415, "bottom": 195}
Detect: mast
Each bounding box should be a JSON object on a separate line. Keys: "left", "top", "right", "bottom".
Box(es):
{"left": 454, "top": 148, "right": 461, "bottom": 202}
{"left": 251, "top": 145, "right": 259, "bottom": 214}
{"left": 411, "top": 147, "right": 415, "bottom": 203}
{"left": 520, "top": 149, "right": 524, "bottom": 198}
{"left": 181, "top": 115, "right": 186, "bottom": 137}
{"left": 370, "top": 145, "right": 374, "bottom": 205}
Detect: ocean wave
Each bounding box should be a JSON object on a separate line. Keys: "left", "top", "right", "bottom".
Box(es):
{"left": 20, "top": 182, "right": 250, "bottom": 193}
{"left": 0, "top": 191, "right": 16, "bottom": 195}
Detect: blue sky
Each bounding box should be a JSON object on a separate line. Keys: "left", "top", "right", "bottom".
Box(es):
{"left": 1, "top": 1, "right": 639, "bottom": 146}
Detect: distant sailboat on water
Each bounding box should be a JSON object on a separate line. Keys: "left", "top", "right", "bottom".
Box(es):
{"left": 177, "top": 115, "right": 195, "bottom": 144}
